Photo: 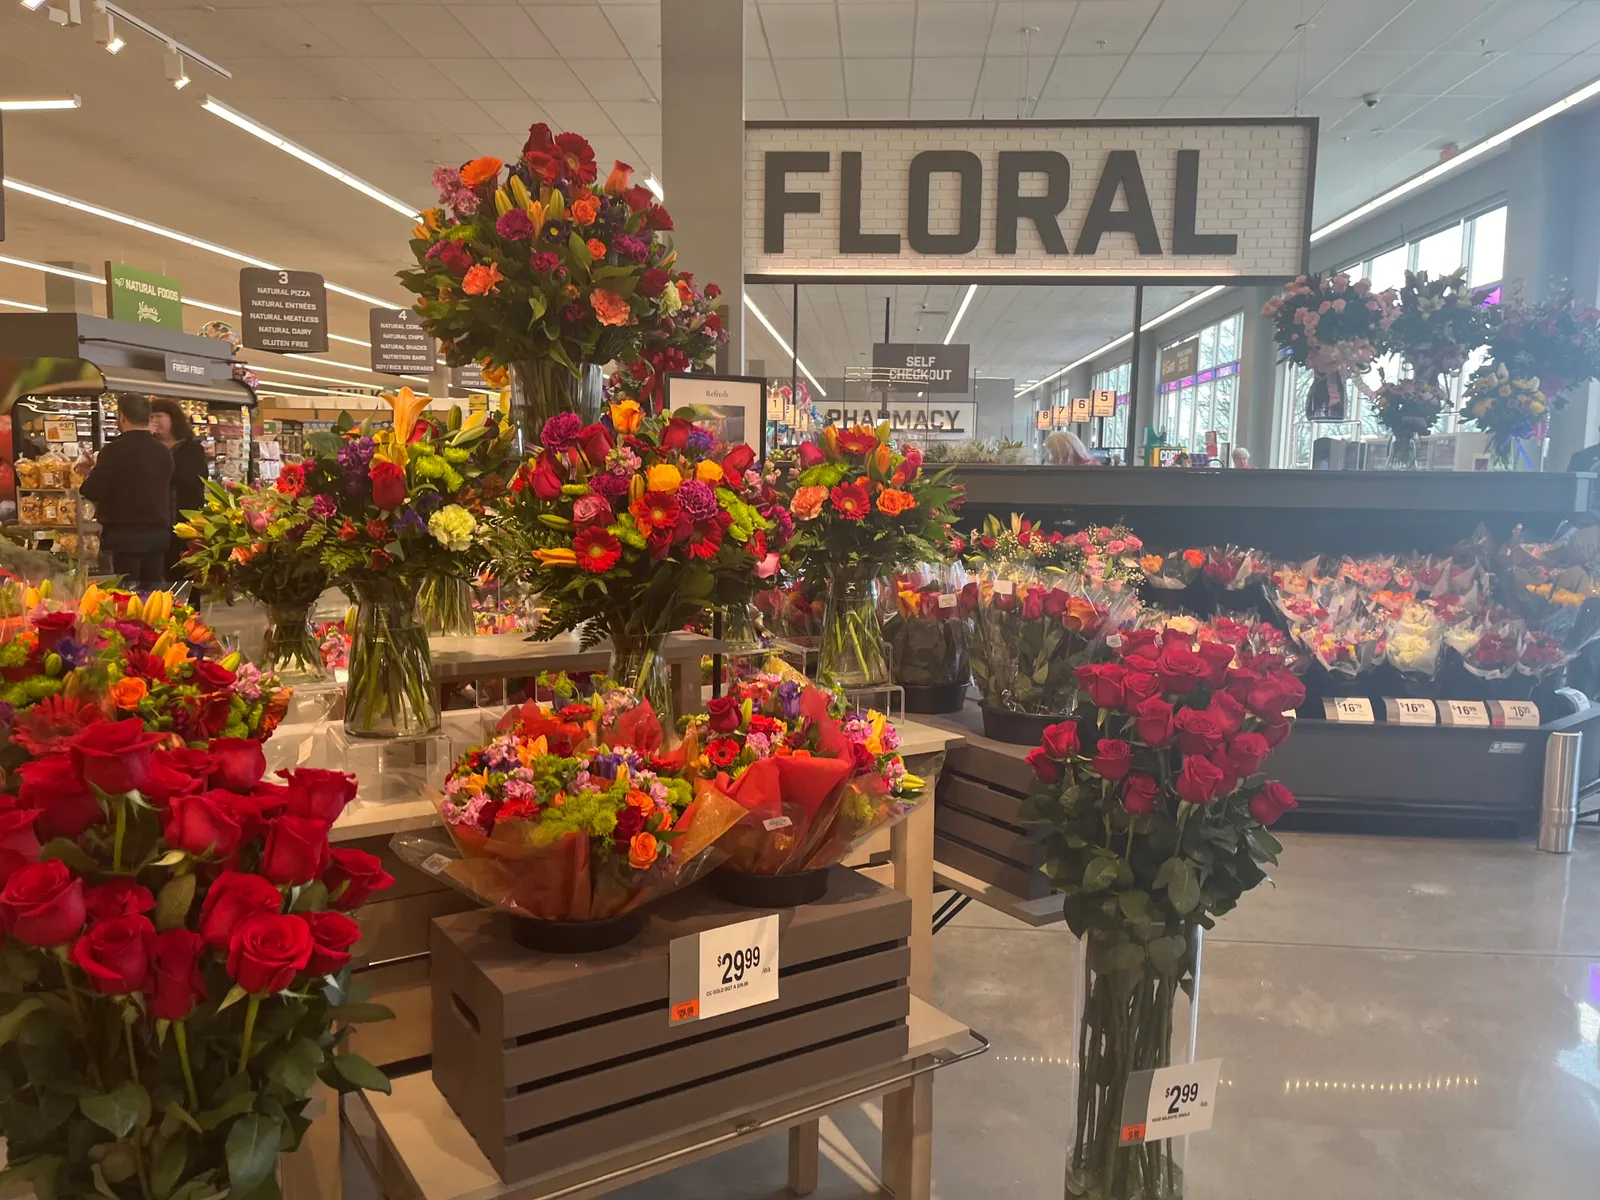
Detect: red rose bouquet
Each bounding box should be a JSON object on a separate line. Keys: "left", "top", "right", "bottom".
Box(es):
{"left": 879, "top": 564, "right": 972, "bottom": 712}
{"left": 1022, "top": 624, "right": 1298, "bottom": 1199}
{"left": 0, "top": 728, "right": 395, "bottom": 1200}
{"left": 784, "top": 424, "right": 962, "bottom": 688}
{"left": 504, "top": 406, "right": 790, "bottom": 718}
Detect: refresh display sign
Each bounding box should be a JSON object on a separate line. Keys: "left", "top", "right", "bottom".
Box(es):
{"left": 745, "top": 120, "right": 1316, "bottom": 283}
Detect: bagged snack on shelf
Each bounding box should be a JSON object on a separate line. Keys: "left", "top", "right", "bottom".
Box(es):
{"left": 13, "top": 458, "right": 42, "bottom": 490}
{"left": 879, "top": 562, "right": 973, "bottom": 713}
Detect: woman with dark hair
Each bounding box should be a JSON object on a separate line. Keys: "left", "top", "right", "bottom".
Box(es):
{"left": 149, "top": 398, "right": 209, "bottom": 576}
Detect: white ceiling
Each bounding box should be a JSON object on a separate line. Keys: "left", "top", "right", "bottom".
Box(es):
{"left": 2, "top": 0, "right": 1600, "bottom": 394}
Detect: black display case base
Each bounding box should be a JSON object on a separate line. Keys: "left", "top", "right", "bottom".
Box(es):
{"left": 510, "top": 908, "right": 646, "bottom": 953}
{"left": 979, "top": 705, "right": 1066, "bottom": 746}
{"left": 902, "top": 682, "right": 969, "bottom": 714}
{"left": 709, "top": 867, "right": 830, "bottom": 907}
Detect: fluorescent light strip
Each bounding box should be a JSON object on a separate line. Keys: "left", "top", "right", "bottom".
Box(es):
{"left": 2, "top": 178, "right": 399, "bottom": 309}
{"left": 0, "top": 297, "right": 47, "bottom": 312}
{"left": 1016, "top": 286, "right": 1226, "bottom": 397}
{"left": 743, "top": 294, "right": 826, "bottom": 397}
{"left": 249, "top": 365, "right": 385, "bottom": 389}
{"left": 202, "top": 97, "right": 419, "bottom": 219}
{"left": 0, "top": 97, "right": 82, "bottom": 111}
{"left": 944, "top": 283, "right": 976, "bottom": 346}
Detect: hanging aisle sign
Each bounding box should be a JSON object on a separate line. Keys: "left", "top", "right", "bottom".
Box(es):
{"left": 239, "top": 268, "right": 329, "bottom": 354}
{"left": 869, "top": 342, "right": 970, "bottom": 393}
{"left": 369, "top": 308, "right": 435, "bottom": 376}
{"left": 746, "top": 120, "right": 1316, "bottom": 282}
{"left": 105, "top": 262, "right": 184, "bottom": 331}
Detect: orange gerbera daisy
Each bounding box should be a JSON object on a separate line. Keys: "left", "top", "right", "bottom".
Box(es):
{"left": 591, "top": 288, "right": 632, "bottom": 326}
{"left": 459, "top": 156, "right": 503, "bottom": 188}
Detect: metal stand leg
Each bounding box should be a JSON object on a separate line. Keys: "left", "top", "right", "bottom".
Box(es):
{"left": 932, "top": 893, "right": 972, "bottom": 934}
{"left": 1539, "top": 730, "right": 1581, "bottom": 853}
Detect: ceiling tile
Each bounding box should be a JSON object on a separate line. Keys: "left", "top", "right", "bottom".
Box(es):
{"left": 477, "top": 99, "right": 552, "bottom": 135}
{"left": 302, "top": 57, "right": 406, "bottom": 101}
{"left": 567, "top": 59, "right": 656, "bottom": 100}
{"left": 1436, "top": 1, "right": 1583, "bottom": 54}
{"left": 1367, "top": 0, "right": 1500, "bottom": 54}
{"left": 845, "top": 58, "right": 913, "bottom": 100}
{"left": 848, "top": 99, "right": 913, "bottom": 119}
{"left": 915, "top": 3, "right": 998, "bottom": 56}
{"left": 1447, "top": 53, "right": 1580, "bottom": 97}
{"left": 839, "top": 3, "right": 917, "bottom": 57}
{"left": 453, "top": 6, "right": 558, "bottom": 56}
{"left": 636, "top": 58, "right": 662, "bottom": 95}
{"left": 1135, "top": 0, "right": 1242, "bottom": 55}
{"left": 1161, "top": 95, "right": 1242, "bottom": 117}
{"left": 1387, "top": 94, "right": 1499, "bottom": 132}
{"left": 1028, "top": 96, "right": 1102, "bottom": 118}
{"left": 538, "top": 101, "right": 619, "bottom": 140}
{"left": 744, "top": 99, "right": 791, "bottom": 119}
{"left": 1038, "top": 54, "right": 1128, "bottom": 100}
{"left": 759, "top": 4, "right": 843, "bottom": 57}
{"left": 528, "top": 5, "right": 628, "bottom": 58}
{"left": 600, "top": 99, "right": 661, "bottom": 136}
{"left": 365, "top": 58, "right": 465, "bottom": 101}
{"left": 975, "top": 56, "right": 1033, "bottom": 99}
{"left": 1106, "top": 54, "right": 1200, "bottom": 99}
{"left": 601, "top": 4, "right": 661, "bottom": 58}
{"left": 774, "top": 56, "right": 847, "bottom": 99}
{"left": 1212, "top": 0, "right": 1312, "bottom": 55}
{"left": 297, "top": 6, "right": 418, "bottom": 56}
{"left": 911, "top": 57, "right": 983, "bottom": 100}
{"left": 1303, "top": 52, "right": 1423, "bottom": 100}
{"left": 433, "top": 58, "right": 527, "bottom": 102}
{"left": 372, "top": 5, "right": 485, "bottom": 58}
{"left": 911, "top": 98, "right": 979, "bottom": 118}
{"left": 501, "top": 58, "right": 588, "bottom": 101}
{"left": 987, "top": 2, "right": 1076, "bottom": 56}
{"left": 1171, "top": 52, "right": 1273, "bottom": 97}
{"left": 1094, "top": 96, "right": 1166, "bottom": 118}
{"left": 1066, "top": 0, "right": 1161, "bottom": 55}
{"left": 784, "top": 99, "right": 849, "bottom": 119}
{"left": 747, "top": 58, "right": 782, "bottom": 100}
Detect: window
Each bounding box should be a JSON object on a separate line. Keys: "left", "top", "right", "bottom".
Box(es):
{"left": 1157, "top": 313, "right": 1243, "bottom": 452}
{"left": 1276, "top": 205, "right": 1507, "bottom": 467}
{"left": 1090, "top": 360, "right": 1131, "bottom": 450}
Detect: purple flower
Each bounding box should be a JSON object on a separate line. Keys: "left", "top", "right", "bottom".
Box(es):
{"left": 55, "top": 637, "right": 91, "bottom": 669}
{"left": 497, "top": 209, "right": 534, "bottom": 241}
{"left": 0, "top": 701, "right": 14, "bottom": 730}
{"left": 591, "top": 471, "right": 631, "bottom": 501}
{"left": 675, "top": 479, "right": 717, "bottom": 521}
{"left": 613, "top": 234, "right": 649, "bottom": 263}
{"left": 310, "top": 494, "right": 337, "bottom": 518}
{"left": 686, "top": 427, "right": 714, "bottom": 452}
{"left": 588, "top": 753, "right": 623, "bottom": 779}
{"left": 776, "top": 680, "right": 802, "bottom": 720}
{"left": 413, "top": 491, "right": 444, "bottom": 515}
{"left": 543, "top": 220, "right": 572, "bottom": 244}
{"left": 530, "top": 251, "right": 560, "bottom": 274}
{"left": 395, "top": 507, "right": 426, "bottom": 535}
{"left": 766, "top": 504, "right": 794, "bottom": 544}
{"left": 540, "top": 412, "right": 583, "bottom": 452}
{"left": 431, "top": 166, "right": 463, "bottom": 203}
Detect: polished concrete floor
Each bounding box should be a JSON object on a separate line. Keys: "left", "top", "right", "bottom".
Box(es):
{"left": 597, "top": 825, "right": 1600, "bottom": 1199}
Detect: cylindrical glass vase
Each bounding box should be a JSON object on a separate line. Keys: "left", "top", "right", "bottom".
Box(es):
{"left": 1065, "top": 926, "right": 1201, "bottom": 1200}
{"left": 509, "top": 359, "right": 605, "bottom": 453}
{"left": 345, "top": 578, "right": 441, "bottom": 739}
{"left": 1488, "top": 433, "right": 1518, "bottom": 471}
{"left": 1387, "top": 433, "right": 1419, "bottom": 470}
{"left": 417, "top": 574, "right": 476, "bottom": 637}
{"left": 259, "top": 601, "right": 330, "bottom": 685}
{"left": 820, "top": 570, "right": 889, "bottom": 689}
{"left": 609, "top": 631, "right": 674, "bottom": 728}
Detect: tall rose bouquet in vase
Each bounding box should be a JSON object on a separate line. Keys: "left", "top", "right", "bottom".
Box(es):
{"left": 1263, "top": 273, "right": 1399, "bottom": 420}
{"left": 782, "top": 424, "right": 962, "bottom": 689}
{"left": 1023, "top": 625, "right": 1301, "bottom": 1200}
{"left": 502, "top": 405, "right": 790, "bottom": 722}
{"left": 400, "top": 124, "right": 678, "bottom": 444}
{"left": 294, "top": 389, "right": 513, "bottom": 738}
{"left": 878, "top": 563, "right": 973, "bottom": 714}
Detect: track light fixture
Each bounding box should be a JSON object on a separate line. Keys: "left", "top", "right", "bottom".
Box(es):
{"left": 165, "top": 45, "right": 189, "bottom": 90}
{"left": 92, "top": 1, "right": 121, "bottom": 52}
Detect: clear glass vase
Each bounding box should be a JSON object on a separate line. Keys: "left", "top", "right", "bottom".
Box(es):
{"left": 1387, "top": 433, "right": 1419, "bottom": 470}
{"left": 1488, "top": 434, "right": 1518, "bottom": 471}
{"left": 1065, "top": 927, "right": 1201, "bottom": 1200}
{"left": 345, "top": 578, "right": 441, "bottom": 739}
{"left": 509, "top": 358, "right": 605, "bottom": 453}
{"left": 609, "top": 631, "right": 675, "bottom": 729}
{"left": 820, "top": 570, "right": 889, "bottom": 688}
{"left": 417, "top": 574, "right": 476, "bottom": 637}
{"left": 259, "top": 601, "right": 330, "bottom": 685}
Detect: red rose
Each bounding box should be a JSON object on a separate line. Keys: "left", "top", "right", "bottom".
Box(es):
{"left": 160, "top": 747, "right": 217, "bottom": 778}
{"left": 1039, "top": 588, "right": 1068, "bottom": 617}
{"left": 278, "top": 768, "right": 359, "bottom": 823}
{"left": 1121, "top": 773, "right": 1160, "bottom": 816}
{"left": 227, "top": 912, "right": 313, "bottom": 995}
{"left": 148, "top": 928, "right": 207, "bottom": 1020}
{"left": 705, "top": 695, "right": 742, "bottom": 734}
{"left": 1174, "top": 708, "right": 1225, "bottom": 757}
{"left": 1224, "top": 667, "right": 1262, "bottom": 703}
{"left": 1121, "top": 671, "right": 1162, "bottom": 705}
{"left": 16, "top": 753, "right": 102, "bottom": 839}
{"left": 1222, "top": 731, "right": 1271, "bottom": 777}
{"left": 1197, "top": 641, "right": 1236, "bottom": 687}
{"left": 369, "top": 459, "right": 406, "bottom": 510}
{"left": 71, "top": 914, "right": 154, "bottom": 995}
{"left": 659, "top": 417, "right": 693, "bottom": 450}
{"left": 1133, "top": 697, "right": 1176, "bottom": 747}
{"left": 0, "top": 860, "right": 85, "bottom": 946}
{"left": 164, "top": 790, "right": 245, "bottom": 859}
{"left": 302, "top": 910, "right": 362, "bottom": 975}
{"left": 638, "top": 267, "right": 669, "bottom": 298}
{"left": 530, "top": 451, "right": 564, "bottom": 501}
{"left": 0, "top": 807, "right": 41, "bottom": 882}
{"left": 1040, "top": 720, "right": 1081, "bottom": 761}
{"left": 193, "top": 659, "right": 238, "bottom": 692}
{"left": 1175, "top": 755, "right": 1225, "bottom": 806}
{"left": 31, "top": 610, "right": 78, "bottom": 652}
{"left": 1260, "top": 715, "right": 1293, "bottom": 750}
{"left": 323, "top": 847, "right": 395, "bottom": 911}
{"left": 209, "top": 737, "right": 266, "bottom": 792}
{"left": 576, "top": 422, "right": 613, "bottom": 465}
{"left": 1025, "top": 746, "right": 1063, "bottom": 783}
{"left": 140, "top": 761, "right": 207, "bottom": 807}
{"left": 959, "top": 581, "right": 980, "bottom": 614}
{"left": 1021, "top": 588, "right": 1045, "bottom": 620}
{"left": 1206, "top": 692, "right": 1248, "bottom": 736}
{"left": 1155, "top": 642, "right": 1208, "bottom": 695}
{"left": 1270, "top": 669, "right": 1306, "bottom": 711}
{"left": 85, "top": 878, "right": 155, "bottom": 923}
{"left": 1091, "top": 739, "right": 1134, "bottom": 781}
{"left": 613, "top": 804, "right": 646, "bottom": 843}
{"left": 1118, "top": 629, "right": 1162, "bottom": 660}
{"left": 69, "top": 718, "right": 164, "bottom": 797}
{"left": 1077, "top": 663, "right": 1128, "bottom": 709}
{"left": 722, "top": 445, "right": 755, "bottom": 474}
{"left": 260, "top": 816, "right": 331, "bottom": 885}
{"left": 797, "top": 441, "right": 825, "bottom": 468}
{"left": 197, "top": 869, "right": 284, "bottom": 951}
{"left": 1249, "top": 781, "right": 1297, "bottom": 826}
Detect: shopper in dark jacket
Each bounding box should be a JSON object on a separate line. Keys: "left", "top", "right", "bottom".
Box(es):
{"left": 149, "top": 398, "right": 209, "bottom": 578}
{"left": 79, "top": 394, "right": 175, "bottom": 589}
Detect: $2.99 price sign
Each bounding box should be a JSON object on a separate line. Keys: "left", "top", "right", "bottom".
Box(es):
{"left": 1119, "top": 1059, "right": 1222, "bottom": 1145}
{"left": 668, "top": 913, "right": 780, "bottom": 1024}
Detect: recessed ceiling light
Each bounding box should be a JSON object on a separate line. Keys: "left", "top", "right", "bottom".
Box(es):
{"left": 20, "top": 0, "right": 49, "bottom": 11}
{"left": 0, "top": 96, "right": 82, "bottom": 111}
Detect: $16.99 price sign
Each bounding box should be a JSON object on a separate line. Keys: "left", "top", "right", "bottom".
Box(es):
{"left": 1119, "top": 1059, "right": 1222, "bottom": 1145}
{"left": 668, "top": 913, "right": 780, "bottom": 1024}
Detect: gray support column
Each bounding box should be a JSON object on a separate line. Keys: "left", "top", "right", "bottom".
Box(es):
{"left": 1238, "top": 286, "right": 1280, "bottom": 464}
{"left": 661, "top": 0, "right": 745, "bottom": 370}
{"left": 45, "top": 261, "right": 95, "bottom": 314}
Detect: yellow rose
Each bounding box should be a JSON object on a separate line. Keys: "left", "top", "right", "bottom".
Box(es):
{"left": 646, "top": 463, "right": 682, "bottom": 493}
{"left": 609, "top": 399, "right": 643, "bottom": 433}
{"left": 696, "top": 460, "right": 724, "bottom": 485}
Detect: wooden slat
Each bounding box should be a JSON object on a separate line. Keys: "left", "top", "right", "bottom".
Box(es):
{"left": 934, "top": 808, "right": 1042, "bottom": 869}
{"left": 350, "top": 956, "right": 434, "bottom": 1069}
{"left": 938, "top": 773, "right": 1029, "bottom": 825}
{"left": 932, "top": 835, "right": 1042, "bottom": 900}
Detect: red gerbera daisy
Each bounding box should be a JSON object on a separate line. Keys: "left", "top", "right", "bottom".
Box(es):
{"left": 124, "top": 650, "right": 168, "bottom": 683}
{"left": 574, "top": 527, "right": 623, "bottom": 573}
{"left": 837, "top": 428, "right": 878, "bottom": 456}
{"left": 686, "top": 519, "right": 724, "bottom": 560}
{"left": 629, "top": 491, "right": 681, "bottom": 537}
{"left": 10, "top": 692, "right": 108, "bottom": 756}
{"left": 705, "top": 737, "right": 741, "bottom": 768}
{"left": 829, "top": 482, "right": 872, "bottom": 520}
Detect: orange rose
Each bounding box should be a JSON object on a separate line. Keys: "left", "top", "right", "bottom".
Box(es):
{"left": 1063, "top": 597, "right": 1098, "bottom": 632}
{"left": 627, "top": 789, "right": 655, "bottom": 813}
{"left": 628, "top": 832, "right": 659, "bottom": 869}
{"left": 459, "top": 156, "right": 502, "bottom": 188}
{"left": 462, "top": 262, "right": 503, "bottom": 296}
{"left": 1182, "top": 548, "right": 1206, "bottom": 569}
{"left": 1140, "top": 554, "right": 1164, "bottom": 573}
{"left": 110, "top": 676, "right": 148, "bottom": 711}
{"left": 587, "top": 238, "right": 607, "bottom": 260}
{"left": 610, "top": 399, "right": 644, "bottom": 433}
{"left": 571, "top": 196, "right": 600, "bottom": 226}
{"left": 876, "top": 488, "right": 916, "bottom": 516}
{"left": 591, "top": 288, "right": 632, "bottom": 327}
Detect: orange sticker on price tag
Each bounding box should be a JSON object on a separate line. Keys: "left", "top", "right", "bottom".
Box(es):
{"left": 670, "top": 999, "right": 700, "bottom": 1023}
{"left": 1120, "top": 1124, "right": 1147, "bottom": 1145}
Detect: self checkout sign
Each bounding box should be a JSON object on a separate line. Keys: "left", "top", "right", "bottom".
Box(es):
{"left": 667, "top": 914, "right": 779, "bottom": 1024}
{"left": 1120, "top": 1059, "right": 1222, "bottom": 1145}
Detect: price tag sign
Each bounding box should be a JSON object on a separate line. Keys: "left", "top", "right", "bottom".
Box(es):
{"left": 1384, "top": 697, "right": 1437, "bottom": 725}
{"left": 1322, "top": 697, "right": 1374, "bottom": 723}
{"left": 668, "top": 914, "right": 779, "bottom": 1025}
{"left": 1119, "top": 1058, "right": 1222, "bottom": 1145}
{"left": 938, "top": 592, "right": 959, "bottom": 609}
{"left": 1489, "top": 700, "right": 1541, "bottom": 728}
{"left": 993, "top": 579, "right": 1014, "bottom": 596}
{"left": 1441, "top": 700, "right": 1490, "bottom": 727}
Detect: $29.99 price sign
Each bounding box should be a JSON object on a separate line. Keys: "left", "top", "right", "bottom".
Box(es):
{"left": 668, "top": 913, "right": 780, "bottom": 1024}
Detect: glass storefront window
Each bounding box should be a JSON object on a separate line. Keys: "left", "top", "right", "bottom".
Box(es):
{"left": 1090, "top": 361, "right": 1131, "bottom": 450}
{"left": 1158, "top": 312, "right": 1243, "bottom": 453}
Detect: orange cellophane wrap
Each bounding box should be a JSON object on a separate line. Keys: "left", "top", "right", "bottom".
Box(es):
{"left": 708, "top": 753, "right": 857, "bottom": 875}
{"left": 798, "top": 772, "right": 909, "bottom": 870}
{"left": 493, "top": 697, "right": 667, "bottom": 757}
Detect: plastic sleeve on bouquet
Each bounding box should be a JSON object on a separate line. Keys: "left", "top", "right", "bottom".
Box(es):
{"left": 800, "top": 750, "right": 943, "bottom": 870}
{"left": 710, "top": 755, "right": 856, "bottom": 875}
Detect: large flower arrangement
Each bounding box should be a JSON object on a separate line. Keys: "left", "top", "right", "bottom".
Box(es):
{"left": 1388, "top": 269, "right": 1493, "bottom": 382}
{"left": 1023, "top": 626, "right": 1300, "bottom": 1199}
{"left": 1373, "top": 376, "right": 1448, "bottom": 464}
{"left": 504, "top": 406, "right": 789, "bottom": 713}
{"left": 1485, "top": 287, "right": 1600, "bottom": 401}
{"left": 1460, "top": 362, "right": 1549, "bottom": 467}
{"left": 0, "top": 725, "right": 396, "bottom": 1200}
{"left": 604, "top": 272, "right": 728, "bottom": 414}
{"left": 879, "top": 565, "right": 973, "bottom": 711}
{"left": 1263, "top": 273, "right": 1399, "bottom": 420}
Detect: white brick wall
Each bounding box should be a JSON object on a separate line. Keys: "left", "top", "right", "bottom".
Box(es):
{"left": 744, "top": 123, "right": 1313, "bottom": 279}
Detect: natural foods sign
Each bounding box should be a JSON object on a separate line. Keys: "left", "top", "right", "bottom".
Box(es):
{"left": 105, "top": 261, "right": 183, "bottom": 331}
{"left": 746, "top": 120, "right": 1315, "bottom": 282}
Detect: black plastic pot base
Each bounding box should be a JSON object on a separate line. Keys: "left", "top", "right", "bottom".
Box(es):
{"left": 902, "top": 682, "right": 969, "bottom": 714}
{"left": 509, "top": 908, "right": 646, "bottom": 953}
{"left": 980, "top": 705, "right": 1068, "bottom": 746}
{"left": 709, "top": 867, "right": 830, "bottom": 908}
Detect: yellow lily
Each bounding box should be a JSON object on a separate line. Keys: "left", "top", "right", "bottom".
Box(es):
{"left": 535, "top": 548, "right": 578, "bottom": 567}
{"left": 866, "top": 710, "right": 888, "bottom": 756}
{"left": 379, "top": 386, "right": 429, "bottom": 466}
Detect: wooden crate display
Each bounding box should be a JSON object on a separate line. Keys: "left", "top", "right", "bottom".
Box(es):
{"left": 935, "top": 716, "right": 1056, "bottom": 900}
{"left": 430, "top": 869, "right": 913, "bottom": 1182}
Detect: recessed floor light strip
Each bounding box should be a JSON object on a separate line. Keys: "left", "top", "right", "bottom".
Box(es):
{"left": 743, "top": 294, "right": 826, "bottom": 397}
